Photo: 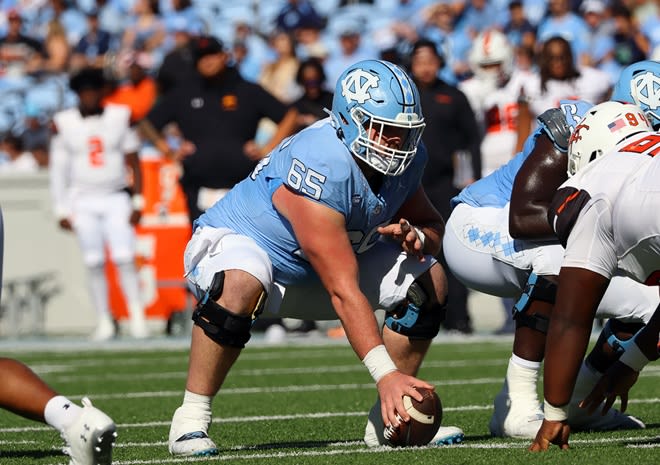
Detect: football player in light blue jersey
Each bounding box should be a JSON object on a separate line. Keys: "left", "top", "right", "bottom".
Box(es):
{"left": 444, "top": 98, "right": 654, "bottom": 439}
{"left": 168, "top": 60, "right": 464, "bottom": 457}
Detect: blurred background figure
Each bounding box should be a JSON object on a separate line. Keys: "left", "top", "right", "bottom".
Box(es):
{"left": 258, "top": 29, "right": 301, "bottom": 104}
{"left": 0, "top": 133, "right": 39, "bottom": 173}
{"left": 291, "top": 57, "right": 333, "bottom": 133}
{"left": 409, "top": 38, "right": 481, "bottom": 335}
{"left": 0, "top": 9, "right": 44, "bottom": 77}
{"left": 49, "top": 67, "right": 148, "bottom": 341}
{"left": 70, "top": 8, "right": 114, "bottom": 72}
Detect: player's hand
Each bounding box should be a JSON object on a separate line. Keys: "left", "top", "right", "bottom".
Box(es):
{"left": 129, "top": 210, "right": 142, "bottom": 226}
{"left": 529, "top": 419, "right": 570, "bottom": 451}
{"left": 58, "top": 218, "right": 73, "bottom": 231}
{"left": 579, "top": 360, "right": 639, "bottom": 416}
{"left": 377, "top": 218, "right": 425, "bottom": 261}
{"left": 376, "top": 371, "right": 434, "bottom": 429}
{"left": 243, "top": 140, "right": 263, "bottom": 161}
{"left": 174, "top": 140, "right": 196, "bottom": 159}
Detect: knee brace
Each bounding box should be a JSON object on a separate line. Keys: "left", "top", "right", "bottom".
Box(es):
{"left": 512, "top": 272, "right": 556, "bottom": 333}
{"left": 192, "top": 271, "right": 266, "bottom": 349}
{"left": 385, "top": 281, "right": 445, "bottom": 340}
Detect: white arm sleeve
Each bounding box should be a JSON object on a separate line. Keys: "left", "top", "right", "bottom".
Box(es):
{"left": 48, "top": 133, "right": 72, "bottom": 219}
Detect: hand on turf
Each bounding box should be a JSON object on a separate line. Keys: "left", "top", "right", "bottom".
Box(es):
{"left": 377, "top": 218, "right": 424, "bottom": 261}
{"left": 579, "top": 360, "right": 639, "bottom": 416}
{"left": 377, "top": 371, "right": 434, "bottom": 429}
{"left": 529, "top": 419, "right": 570, "bottom": 451}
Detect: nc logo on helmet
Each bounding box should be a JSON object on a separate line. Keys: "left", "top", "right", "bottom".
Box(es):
{"left": 341, "top": 69, "right": 379, "bottom": 104}
{"left": 631, "top": 71, "right": 660, "bottom": 110}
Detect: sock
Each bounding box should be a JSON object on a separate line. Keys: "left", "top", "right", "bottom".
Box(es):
{"left": 44, "top": 396, "right": 82, "bottom": 432}
{"left": 116, "top": 261, "right": 144, "bottom": 320}
{"left": 506, "top": 355, "right": 541, "bottom": 405}
{"left": 572, "top": 360, "right": 602, "bottom": 401}
{"left": 87, "top": 264, "right": 111, "bottom": 320}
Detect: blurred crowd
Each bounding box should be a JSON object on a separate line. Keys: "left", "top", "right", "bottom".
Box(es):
{"left": 0, "top": 0, "right": 659, "bottom": 171}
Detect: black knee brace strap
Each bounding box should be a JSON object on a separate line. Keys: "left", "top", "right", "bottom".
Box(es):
{"left": 385, "top": 281, "right": 446, "bottom": 340}
{"left": 512, "top": 272, "right": 556, "bottom": 334}
{"left": 191, "top": 271, "right": 253, "bottom": 349}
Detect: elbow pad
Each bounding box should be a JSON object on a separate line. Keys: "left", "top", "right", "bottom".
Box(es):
{"left": 537, "top": 108, "right": 571, "bottom": 153}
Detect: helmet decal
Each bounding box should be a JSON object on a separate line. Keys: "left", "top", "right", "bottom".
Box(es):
{"left": 630, "top": 71, "right": 660, "bottom": 112}
{"left": 341, "top": 69, "right": 380, "bottom": 104}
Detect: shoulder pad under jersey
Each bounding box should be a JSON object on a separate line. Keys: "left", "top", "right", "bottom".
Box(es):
{"left": 537, "top": 107, "right": 571, "bottom": 153}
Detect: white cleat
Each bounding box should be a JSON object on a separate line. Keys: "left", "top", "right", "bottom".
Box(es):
{"left": 89, "top": 317, "right": 115, "bottom": 342}
{"left": 168, "top": 406, "right": 218, "bottom": 456}
{"left": 62, "top": 397, "right": 116, "bottom": 465}
{"left": 489, "top": 386, "right": 543, "bottom": 439}
{"left": 128, "top": 319, "right": 149, "bottom": 339}
{"left": 364, "top": 399, "right": 464, "bottom": 447}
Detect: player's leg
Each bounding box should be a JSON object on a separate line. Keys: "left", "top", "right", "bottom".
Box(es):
{"left": 359, "top": 243, "right": 463, "bottom": 446}
{"left": 169, "top": 228, "right": 272, "bottom": 456}
{"left": 72, "top": 196, "right": 115, "bottom": 340}
{"left": 105, "top": 191, "right": 148, "bottom": 338}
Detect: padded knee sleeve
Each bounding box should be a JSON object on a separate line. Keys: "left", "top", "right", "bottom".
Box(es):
{"left": 191, "top": 271, "right": 265, "bottom": 349}
{"left": 385, "top": 281, "right": 445, "bottom": 340}
{"left": 512, "top": 272, "right": 556, "bottom": 334}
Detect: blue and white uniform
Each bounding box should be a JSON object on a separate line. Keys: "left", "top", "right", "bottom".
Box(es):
{"left": 443, "top": 100, "right": 656, "bottom": 323}
{"left": 186, "top": 119, "right": 435, "bottom": 320}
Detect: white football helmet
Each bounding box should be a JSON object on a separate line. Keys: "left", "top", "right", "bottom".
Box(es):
{"left": 468, "top": 29, "right": 513, "bottom": 87}
{"left": 567, "top": 101, "right": 653, "bottom": 177}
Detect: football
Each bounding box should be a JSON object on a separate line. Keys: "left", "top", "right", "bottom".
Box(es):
{"left": 384, "top": 387, "right": 443, "bottom": 447}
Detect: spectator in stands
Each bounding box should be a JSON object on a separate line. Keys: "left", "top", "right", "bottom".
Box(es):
{"left": 258, "top": 30, "right": 301, "bottom": 104}
{"left": 45, "top": 0, "right": 87, "bottom": 49}
{"left": 156, "top": 15, "right": 199, "bottom": 95}
{"left": 276, "top": 0, "right": 326, "bottom": 33}
{"left": 579, "top": 0, "right": 616, "bottom": 70}
{"left": 71, "top": 8, "right": 114, "bottom": 71}
{"left": 0, "top": 9, "right": 44, "bottom": 77}
{"left": 139, "top": 36, "right": 299, "bottom": 223}
{"left": 324, "top": 19, "right": 376, "bottom": 92}
{"left": 418, "top": 1, "right": 472, "bottom": 84}
{"left": 228, "top": 15, "right": 270, "bottom": 84}
{"left": 504, "top": 0, "right": 536, "bottom": 50}
{"left": 611, "top": 3, "right": 649, "bottom": 68}
{"left": 292, "top": 57, "right": 333, "bottom": 132}
{"left": 409, "top": 39, "right": 481, "bottom": 334}
{"left": 121, "top": 0, "right": 166, "bottom": 68}
{"left": 43, "top": 19, "right": 70, "bottom": 73}
{"left": 536, "top": 0, "right": 591, "bottom": 59}
{"left": 0, "top": 134, "right": 39, "bottom": 173}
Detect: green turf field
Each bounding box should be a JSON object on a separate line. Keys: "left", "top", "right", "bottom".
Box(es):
{"left": 0, "top": 338, "right": 658, "bottom": 464}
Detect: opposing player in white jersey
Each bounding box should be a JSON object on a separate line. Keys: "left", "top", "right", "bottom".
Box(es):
{"left": 0, "top": 208, "right": 117, "bottom": 465}
{"left": 460, "top": 29, "right": 537, "bottom": 176}
{"left": 166, "top": 60, "right": 464, "bottom": 457}
{"left": 531, "top": 103, "right": 660, "bottom": 451}
{"left": 49, "top": 67, "right": 148, "bottom": 340}
{"left": 443, "top": 100, "right": 655, "bottom": 438}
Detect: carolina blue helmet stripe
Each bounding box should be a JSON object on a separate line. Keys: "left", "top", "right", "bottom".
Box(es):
{"left": 381, "top": 61, "right": 415, "bottom": 112}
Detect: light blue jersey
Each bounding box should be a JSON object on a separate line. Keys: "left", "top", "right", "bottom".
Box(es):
{"left": 451, "top": 99, "right": 592, "bottom": 209}
{"left": 196, "top": 119, "right": 426, "bottom": 285}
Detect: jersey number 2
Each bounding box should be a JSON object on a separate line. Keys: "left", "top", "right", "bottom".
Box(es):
{"left": 88, "top": 136, "right": 104, "bottom": 166}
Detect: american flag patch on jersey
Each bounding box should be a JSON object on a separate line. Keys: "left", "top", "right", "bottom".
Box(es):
{"left": 608, "top": 118, "right": 626, "bottom": 132}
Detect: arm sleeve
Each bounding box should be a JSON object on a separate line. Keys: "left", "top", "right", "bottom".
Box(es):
{"left": 145, "top": 94, "right": 176, "bottom": 131}
{"left": 48, "top": 132, "right": 72, "bottom": 219}
{"left": 254, "top": 84, "right": 289, "bottom": 123}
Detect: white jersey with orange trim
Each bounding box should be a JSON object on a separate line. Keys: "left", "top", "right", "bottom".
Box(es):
{"left": 461, "top": 69, "right": 538, "bottom": 176}
{"left": 49, "top": 104, "right": 140, "bottom": 218}
{"left": 526, "top": 66, "right": 611, "bottom": 121}
{"left": 549, "top": 130, "right": 658, "bottom": 280}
